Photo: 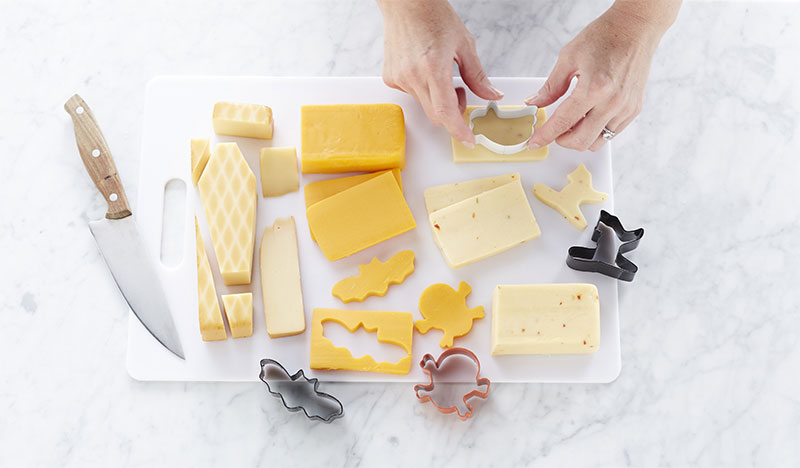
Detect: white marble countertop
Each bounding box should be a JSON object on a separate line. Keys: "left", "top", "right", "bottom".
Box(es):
{"left": 2, "top": 1, "right": 799, "bottom": 466}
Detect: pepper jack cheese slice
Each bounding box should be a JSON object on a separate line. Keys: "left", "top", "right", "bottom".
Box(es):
{"left": 533, "top": 163, "right": 608, "bottom": 230}
{"left": 428, "top": 178, "right": 540, "bottom": 269}
{"left": 301, "top": 104, "right": 405, "bottom": 173}
{"left": 306, "top": 171, "right": 416, "bottom": 261}
{"left": 303, "top": 169, "right": 403, "bottom": 209}
{"left": 259, "top": 147, "right": 298, "bottom": 197}
{"left": 221, "top": 293, "right": 253, "bottom": 339}
{"left": 190, "top": 138, "right": 211, "bottom": 186}
{"left": 424, "top": 173, "right": 519, "bottom": 215}
{"left": 491, "top": 284, "right": 600, "bottom": 355}
{"left": 453, "top": 106, "right": 548, "bottom": 162}
{"left": 198, "top": 143, "right": 257, "bottom": 285}
{"left": 195, "top": 218, "right": 226, "bottom": 341}
{"left": 260, "top": 217, "right": 305, "bottom": 338}
{"left": 212, "top": 102, "right": 274, "bottom": 139}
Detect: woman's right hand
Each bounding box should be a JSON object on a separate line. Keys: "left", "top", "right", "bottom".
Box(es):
{"left": 377, "top": 0, "right": 503, "bottom": 147}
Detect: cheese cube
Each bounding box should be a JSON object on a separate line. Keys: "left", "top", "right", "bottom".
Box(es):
{"left": 194, "top": 218, "right": 226, "bottom": 341}
{"left": 221, "top": 293, "right": 253, "bottom": 338}
{"left": 453, "top": 106, "right": 548, "bottom": 162}
{"left": 424, "top": 172, "right": 519, "bottom": 214}
{"left": 198, "top": 143, "right": 257, "bottom": 285}
{"left": 491, "top": 284, "right": 600, "bottom": 355}
{"left": 429, "top": 178, "right": 540, "bottom": 268}
{"left": 259, "top": 147, "right": 298, "bottom": 197}
{"left": 301, "top": 104, "right": 405, "bottom": 173}
{"left": 306, "top": 171, "right": 416, "bottom": 261}
{"left": 190, "top": 138, "right": 210, "bottom": 186}
{"left": 304, "top": 169, "right": 402, "bottom": 209}
{"left": 260, "top": 217, "right": 305, "bottom": 338}
{"left": 213, "top": 102, "right": 273, "bottom": 139}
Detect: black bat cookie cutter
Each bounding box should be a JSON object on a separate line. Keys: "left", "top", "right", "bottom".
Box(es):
{"left": 258, "top": 358, "right": 344, "bottom": 423}
{"left": 566, "top": 210, "right": 644, "bottom": 282}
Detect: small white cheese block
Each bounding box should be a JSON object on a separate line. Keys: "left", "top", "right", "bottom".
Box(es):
{"left": 424, "top": 173, "right": 519, "bottom": 215}
{"left": 221, "top": 293, "right": 253, "bottom": 339}
{"left": 429, "top": 178, "right": 540, "bottom": 269}
{"left": 260, "top": 217, "right": 305, "bottom": 338}
{"left": 259, "top": 147, "right": 299, "bottom": 197}
{"left": 491, "top": 284, "right": 600, "bottom": 355}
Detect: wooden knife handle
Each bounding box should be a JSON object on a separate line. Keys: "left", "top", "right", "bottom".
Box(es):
{"left": 64, "top": 94, "right": 132, "bottom": 219}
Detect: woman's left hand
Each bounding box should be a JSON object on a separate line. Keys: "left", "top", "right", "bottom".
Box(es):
{"left": 525, "top": 1, "right": 678, "bottom": 152}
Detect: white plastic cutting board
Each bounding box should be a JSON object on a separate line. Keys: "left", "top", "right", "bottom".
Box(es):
{"left": 128, "top": 76, "right": 620, "bottom": 383}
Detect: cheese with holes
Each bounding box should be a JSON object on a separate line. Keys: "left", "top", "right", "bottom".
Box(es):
{"left": 260, "top": 217, "right": 305, "bottom": 338}
{"left": 195, "top": 218, "right": 226, "bottom": 341}
{"left": 190, "top": 138, "right": 210, "bottom": 186}
{"left": 453, "top": 106, "right": 548, "bottom": 162}
{"left": 424, "top": 173, "right": 519, "bottom": 214}
{"left": 259, "top": 147, "right": 298, "bottom": 197}
{"left": 198, "top": 143, "right": 257, "bottom": 285}
{"left": 491, "top": 284, "right": 600, "bottom": 355}
{"left": 213, "top": 102, "right": 273, "bottom": 139}
{"left": 306, "top": 171, "right": 416, "bottom": 261}
{"left": 428, "top": 177, "right": 540, "bottom": 268}
{"left": 301, "top": 104, "right": 405, "bottom": 173}
{"left": 222, "top": 293, "right": 253, "bottom": 338}
{"left": 310, "top": 308, "right": 414, "bottom": 374}
{"left": 303, "top": 169, "right": 402, "bottom": 209}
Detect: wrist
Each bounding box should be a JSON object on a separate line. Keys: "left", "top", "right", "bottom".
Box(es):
{"left": 609, "top": 0, "right": 680, "bottom": 44}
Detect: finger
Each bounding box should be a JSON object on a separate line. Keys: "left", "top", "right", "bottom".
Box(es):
{"left": 526, "top": 91, "right": 595, "bottom": 150}
{"left": 428, "top": 77, "right": 475, "bottom": 145}
{"left": 456, "top": 43, "right": 503, "bottom": 101}
{"left": 525, "top": 57, "right": 575, "bottom": 108}
{"left": 587, "top": 113, "right": 635, "bottom": 152}
{"left": 556, "top": 104, "right": 617, "bottom": 152}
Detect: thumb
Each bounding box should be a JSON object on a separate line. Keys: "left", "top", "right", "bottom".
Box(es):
{"left": 526, "top": 58, "right": 575, "bottom": 107}
{"left": 456, "top": 45, "right": 503, "bottom": 101}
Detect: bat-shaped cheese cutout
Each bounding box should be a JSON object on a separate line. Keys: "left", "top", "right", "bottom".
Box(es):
{"left": 332, "top": 250, "right": 415, "bottom": 303}
{"left": 415, "top": 281, "right": 484, "bottom": 348}
{"left": 533, "top": 163, "right": 607, "bottom": 230}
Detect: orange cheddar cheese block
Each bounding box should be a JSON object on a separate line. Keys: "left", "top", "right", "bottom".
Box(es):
{"left": 301, "top": 104, "right": 405, "bottom": 173}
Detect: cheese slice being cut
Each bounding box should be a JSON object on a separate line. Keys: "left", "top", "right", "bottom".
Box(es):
{"left": 306, "top": 171, "right": 416, "bottom": 261}
{"left": 452, "top": 106, "right": 548, "bottom": 162}
{"left": 304, "top": 169, "right": 402, "bottom": 209}
{"left": 424, "top": 172, "right": 519, "bottom": 215}
{"left": 190, "top": 138, "right": 210, "bottom": 186}
{"left": 198, "top": 143, "right": 257, "bottom": 285}
{"left": 221, "top": 293, "right": 253, "bottom": 339}
{"left": 213, "top": 102, "right": 274, "bottom": 139}
{"left": 301, "top": 104, "right": 405, "bottom": 173}
{"left": 491, "top": 284, "right": 600, "bottom": 355}
{"left": 194, "top": 218, "right": 226, "bottom": 341}
{"left": 428, "top": 177, "right": 540, "bottom": 269}
{"left": 260, "top": 217, "right": 305, "bottom": 338}
{"left": 259, "top": 146, "right": 299, "bottom": 197}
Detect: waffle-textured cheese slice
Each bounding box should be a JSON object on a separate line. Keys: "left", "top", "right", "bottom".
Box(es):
{"left": 452, "top": 106, "right": 548, "bottom": 162}
{"left": 198, "top": 143, "right": 257, "bottom": 285}
{"left": 190, "top": 138, "right": 211, "bottom": 186}
{"left": 221, "top": 293, "right": 253, "bottom": 338}
{"left": 303, "top": 169, "right": 402, "bottom": 209}
{"left": 491, "top": 284, "right": 600, "bottom": 354}
{"left": 301, "top": 104, "right": 405, "bottom": 173}
{"left": 194, "top": 218, "right": 226, "bottom": 341}
{"left": 213, "top": 102, "right": 274, "bottom": 139}
{"left": 259, "top": 147, "right": 298, "bottom": 197}
{"left": 260, "top": 217, "right": 305, "bottom": 338}
{"left": 306, "top": 171, "right": 416, "bottom": 261}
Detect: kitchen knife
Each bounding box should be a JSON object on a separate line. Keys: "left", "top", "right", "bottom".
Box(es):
{"left": 64, "top": 93, "right": 185, "bottom": 360}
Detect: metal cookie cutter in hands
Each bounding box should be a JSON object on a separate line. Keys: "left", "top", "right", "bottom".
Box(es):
{"left": 414, "top": 348, "right": 490, "bottom": 421}
{"left": 468, "top": 101, "right": 539, "bottom": 155}
{"left": 259, "top": 358, "right": 344, "bottom": 423}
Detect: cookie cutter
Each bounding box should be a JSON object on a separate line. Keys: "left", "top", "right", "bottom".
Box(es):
{"left": 468, "top": 101, "right": 538, "bottom": 155}
{"left": 566, "top": 210, "right": 644, "bottom": 282}
{"left": 258, "top": 358, "right": 344, "bottom": 423}
{"left": 413, "top": 348, "right": 490, "bottom": 421}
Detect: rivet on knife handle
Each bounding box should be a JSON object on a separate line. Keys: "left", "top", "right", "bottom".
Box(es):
{"left": 64, "top": 94, "right": 133, "bottom": 220}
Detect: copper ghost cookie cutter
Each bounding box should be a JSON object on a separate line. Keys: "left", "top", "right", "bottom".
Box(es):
{"left": 468, "top": 101, "right": 538, "bottom": 155}
{"left": 413, "top": 348, "right": 491, "bottom": 421}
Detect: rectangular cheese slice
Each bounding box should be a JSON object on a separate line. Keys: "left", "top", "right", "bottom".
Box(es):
{"left": 260, "top": 217, "right": 305, "bottom": 338}
{"left": 195, "top": 218, "right": 226, "bottom": 341}
{"left": 453, "top": 106, "right": 548, "bottom": 162}
{"left": 429, "top": 178, "right": 540, "bottom": 268}
{"left": 259, "top": 147, "right": 299, "bottom": 197}
{"left": 213, "top": 102, "right": 274, "bottom": 139}
{"left": 424, "top": 173, "right": 519, "bottom": 215}
{"left": 304, "top": 169, "right": 402, "bottom": 209}
{"left": 198, "top": 143, "right": 257, "bottom": 285}
{"left": 221, "top": 293, "right": 253, "bottom": 338}
{"left": 301, "top": 104, "right": 405, "bottom": 173}
{"left": 190, "top": 138, "right": 210, "bottom": 186}
{"left": 306, "top": 171, "right": 416, "bottom": 261}
{"left": 491, "top": 284, "right": 600, "bottom": 354}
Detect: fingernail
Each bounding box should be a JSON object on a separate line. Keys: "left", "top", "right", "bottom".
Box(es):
{"left": 490, "top": 86, "right": 504, "bottom": 98}
{"left": 524, "top": 93, "right": 538, "bottom": 104}
{"left": 461, "top": 139, "right": 475, "bottom": 149}
{"left": 527, "top": 141, "right": 541, "bottom": 150}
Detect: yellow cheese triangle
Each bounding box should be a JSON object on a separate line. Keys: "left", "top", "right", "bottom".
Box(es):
{"left": 195, "top": 218, "right": 226, "bottom": 341}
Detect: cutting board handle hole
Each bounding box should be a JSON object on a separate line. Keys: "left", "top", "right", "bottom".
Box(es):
{"left": 160, "top": 178, "right": 186, "bottom": 268}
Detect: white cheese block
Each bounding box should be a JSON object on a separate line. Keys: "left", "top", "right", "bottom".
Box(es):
{"left": 491, "top": 284, "right": 600, "bottom": 355}
{"left": 260, "top": 216, "right": 305, "bottom": 338}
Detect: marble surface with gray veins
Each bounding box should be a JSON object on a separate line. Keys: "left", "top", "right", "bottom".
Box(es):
{"left": 1, "top": 1, "right": 799, "bottom": 466}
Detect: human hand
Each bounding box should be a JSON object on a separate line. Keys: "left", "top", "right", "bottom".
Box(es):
{"left": 526, "top": 1, "right": 679, "bottom": 152}
{"left": 377, "top": 0, "right": 503, "bottom": 147}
